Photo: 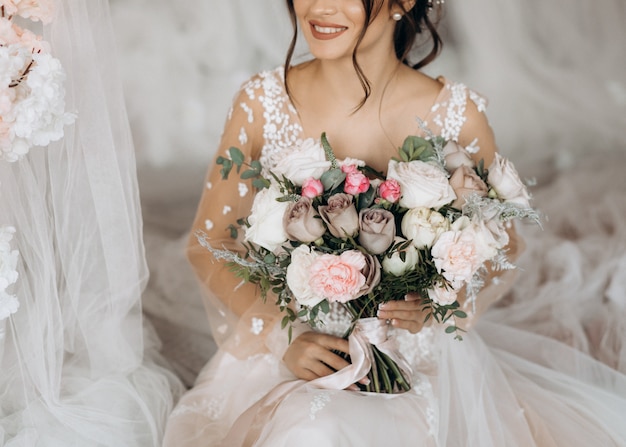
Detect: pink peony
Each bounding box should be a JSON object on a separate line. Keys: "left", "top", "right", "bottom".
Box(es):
{"left": 378, "top": 179, "right": 401, "bottom": 203}
{"left": 344, "top": 170, "right": 370, "bottom": 195}
{"left": 341, "top": 163, "right": 359, "bottom": 174}
{"left": 308, "top": 251, "right": 367, "bottom": 303}
{"left": 431, "top": 227, "right": 482, "bottom": 284}
{"left": 301, "top": 177, "right": 324, "bottom": 198}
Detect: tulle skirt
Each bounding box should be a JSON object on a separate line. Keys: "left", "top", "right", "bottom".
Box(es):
{"left": 164, "top": 319, "right": 626, "bottom": 447}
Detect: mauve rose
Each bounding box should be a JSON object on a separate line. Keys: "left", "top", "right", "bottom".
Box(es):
{"left": 344, "top": 170, "right": 370, "bottom": 195}
{"left": 449, "top": 165, "right": 488, "bottom": 209}
{"left": 382, "top": 237, "right": 419, "bottom": 276}
{"left": 401, "top": 207, "right": 449, "bottom": 249}
{"left": 301, "top": 177, "right": 324, "bottom": 198}
{"left": 283, "top": 197, "right": 327, "bottom": 243}
{"left": 443, "top": 141, "right": 475, "bottom": 173}
{"left": 357, "top": 253, "right": 381, "bottom": 296}
{"left": 358, "top": 208, "right": 395, "bottom": 254}
{"left": 386, "top": 159, "right": 456, "bottom": 210}
{"left": 308, "top": 250, "right": 367, "bottom": 303}
{"left": 318, "top": 193, "right": 359, "bottom": 238}
{"left": 378, "top": 179, "right": 401, "bottom": 203}
{"left": 487, "top": 153, "right": 531, "bottom": 208}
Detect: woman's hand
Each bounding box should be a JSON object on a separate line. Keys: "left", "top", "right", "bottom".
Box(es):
{"left": 283, "top": 331, "right": 351, "bottom": 381}
{"left": 377, "top": 293, "right": 428, "bottom": 334}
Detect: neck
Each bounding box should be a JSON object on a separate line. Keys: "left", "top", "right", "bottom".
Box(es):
{"left": 309, "top": 52, "right": 402, "bottom": 110}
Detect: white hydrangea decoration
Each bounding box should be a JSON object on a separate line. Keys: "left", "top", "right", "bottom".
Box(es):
{"left": 0, "top": 225, "right": 19, "bottom": 321}
{"left": 0, "top": 15, "right": 76, "bottom": 162}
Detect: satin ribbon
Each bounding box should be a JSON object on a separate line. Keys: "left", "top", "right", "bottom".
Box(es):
{"left": 311, "top": 317, "right": 413, "bottom": 391}
{"left": 219, "top": 317, "right": 413, "bottom": 447}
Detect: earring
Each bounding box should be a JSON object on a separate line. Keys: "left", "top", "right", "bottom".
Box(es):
{"left": 392, "top": 12, "right": 403, "bottom": 21}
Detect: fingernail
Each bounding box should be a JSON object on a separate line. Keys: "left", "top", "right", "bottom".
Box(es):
{"left": 362, "top": 378, "right": 371, "bottom": 385}
{"left": 379, "top": 302, "right": 387, "bottom": 309}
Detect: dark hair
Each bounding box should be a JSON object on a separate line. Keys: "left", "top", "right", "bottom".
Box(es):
{"left": 284, "top": 0, "right": 443, "bottom": 109}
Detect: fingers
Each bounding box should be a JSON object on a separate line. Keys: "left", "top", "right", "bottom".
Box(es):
{"left": 283, "top": 332, "right": 352, "bottom": 381}
{"left": 377, "top": 296, "right": 428, "bottom": 334}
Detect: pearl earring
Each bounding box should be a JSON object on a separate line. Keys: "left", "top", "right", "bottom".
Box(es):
{"left": 392, "top": 12, "right": 403, "bottom": 21}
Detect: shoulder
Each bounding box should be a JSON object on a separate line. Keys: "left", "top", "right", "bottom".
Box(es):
{"left": 428, "top": 77, "right": 497, "bottom": 163}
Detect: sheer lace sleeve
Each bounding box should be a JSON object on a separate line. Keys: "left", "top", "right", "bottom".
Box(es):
{"left": 186, "top": 76, "right": 289, "bottom": 358}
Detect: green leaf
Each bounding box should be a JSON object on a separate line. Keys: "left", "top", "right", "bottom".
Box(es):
{"left": 252, "top": 178, "right": 270, "bottom": 190}
{"left": 281, "top": 315, "right": 290, "bottom": 329}
{"left": 241, "top": 169, "right": 259, "bottom": 179}
{"left": 218, "top": 159, "right": 233, "bottom": 179}
{"left": 321, "top": 132, "right": 338, "bottom": 169}
{"left": 228, "top": 147, "right": 245, "bottom": 168}
{"left": 227, "top": 224, "right": 238, "bottom": 239}
{"left": 320, "top": 168, "right": 346, "bottom": 191}
{"left": 445, "top": 325, "right": 457, "bottom": 334}
{"left": 453, "top": 310, "right": 468, "bottom": 319}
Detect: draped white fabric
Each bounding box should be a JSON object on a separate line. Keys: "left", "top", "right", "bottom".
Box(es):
{"left": 0, "top": 1, "right": 183, "bottom": 445}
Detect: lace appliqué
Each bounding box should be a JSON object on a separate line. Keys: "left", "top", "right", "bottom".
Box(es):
{"left": 315, "top": 302, "right": 352, "bottom": 337}
{"left": 240, "top": 68, "right": 303, "bottom": 174}
{"left": 394, "top": 326, "right": 439, "bottom": 374}
{"left": 170, "top": 396, "right": 225, "bottom": 420}
{"left": 429, "top": 81, "right": 488, "bottom": 144}
{"left": 309, "top": 391, "right": 333, "bottom": 420}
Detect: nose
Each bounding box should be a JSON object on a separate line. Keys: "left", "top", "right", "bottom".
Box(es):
{"left": 310, "top": 0, "right": 337, "bottom": 16}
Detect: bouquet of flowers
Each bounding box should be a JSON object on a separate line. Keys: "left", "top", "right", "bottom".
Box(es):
{"left": 0, "top": 1, "right": 75, "bottom": 162}
{"left": 198, "top": 131, "right": 538, "bottom": 394}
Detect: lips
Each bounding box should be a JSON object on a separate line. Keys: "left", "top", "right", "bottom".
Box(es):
{"left": 309, "top": 20, "right": 348, "bottom": 40}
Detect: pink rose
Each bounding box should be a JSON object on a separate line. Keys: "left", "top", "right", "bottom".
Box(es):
{"left": 283, "top": 197, "right": 327, "bottom": 243}
{"left": 448, "top": 165, "right": 488, "bottom": 210}
{"left": 344, "top": 170, "right": 370, "bottom": 195}
{"left": 318, "top": 193, "right": 359, "bottom": 238}
{"left": 308, "top": 251, "right": 367, "bottom": 303}
{"left": 431, "top": 226, "right": 483, "bottom": 284}
{"left": 301, "top": 177, "right": 324, "bottom": 198}
{"left": 341, "top": 164, "right": 359, "bottom": 174}
{"left": 378, "top": 179, "right": 401, "bottom": 203}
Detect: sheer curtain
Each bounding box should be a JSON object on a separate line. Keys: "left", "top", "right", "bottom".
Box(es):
{"left": 0, "top": 1, "right": 183, "bottom": 445}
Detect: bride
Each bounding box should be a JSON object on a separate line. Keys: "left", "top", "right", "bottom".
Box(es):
{"left": 163, "top": 0, "right": 626, "bottom": 446}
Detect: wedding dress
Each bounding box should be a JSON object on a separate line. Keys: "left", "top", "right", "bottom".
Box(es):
{"left": 0, "top": 1, "right": 183, "bottom": 445}
{"left": 162, "top": 67, "right": 626, "bottom": 447}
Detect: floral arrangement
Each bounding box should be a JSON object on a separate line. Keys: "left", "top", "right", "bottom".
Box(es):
{"left": 198, "top": 131, "right": 538, "bottom": 393}
{"left": 0, "top": 225, "right": 19, "bottom": 321}
{"left": 0, "top": 1, "right": 75, "bottom": 162}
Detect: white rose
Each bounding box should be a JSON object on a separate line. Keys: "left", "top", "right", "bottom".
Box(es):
{"left": 487, "top": 153, "right": 531, "bottom": 208}
{"left": 286, "top": 245, "right": 325, "bottom": 307}
{"left": 382, "top": 237, "right": 419, "bottom": 276}
{"left": 387, "top": 159, "right": 456, "bottom": 210}
{"left": 244, "top": 185, "right": 290, "bottom": 252}
{"left": 273, "top": 138, "right": 332, "bottom": 186}
{"left": 401, "top": 207, "right": 450, "bottom": 249}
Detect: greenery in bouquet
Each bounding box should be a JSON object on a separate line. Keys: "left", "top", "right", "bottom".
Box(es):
{"left": 197, "top": 130, "right": 538, "bottom": 393}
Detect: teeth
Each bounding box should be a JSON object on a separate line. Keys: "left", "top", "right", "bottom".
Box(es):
{"left": 313, "top": 25, "right": 346, "bottom": 34}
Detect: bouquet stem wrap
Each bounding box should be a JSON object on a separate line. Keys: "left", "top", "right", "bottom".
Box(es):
{"left": 313, "top": 317, "right": 412, "bottom": 393}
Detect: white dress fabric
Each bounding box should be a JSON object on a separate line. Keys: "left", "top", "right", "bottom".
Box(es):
{"left": 0, "top": 1, "right": 183, "bottom": 445}
{"left": 163, "top": 68, "right": 626, "bottom": 447}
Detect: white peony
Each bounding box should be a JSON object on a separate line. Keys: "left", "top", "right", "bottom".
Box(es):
{"left": 427, "top": 281, "right": 460, "bottom": 306}
{"left": 401, "top": 207, "right": 450, "bottom": 249}
{"left": 431, "top": 223, "right": 483, "bottom": 284}
{"left": 386, "top": 159, "right": 456, "bottom": 210}
{"left": 286, "top": 245, "right": 324, "bottom": 307}
{"left": 244, "top": 184, "right": 290, "bottom": 252}
{"left": 272, "top": 138, "right": 332, "bottom": 186}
